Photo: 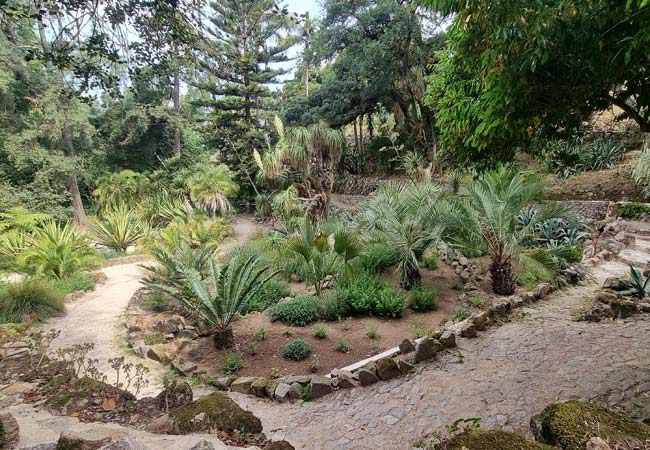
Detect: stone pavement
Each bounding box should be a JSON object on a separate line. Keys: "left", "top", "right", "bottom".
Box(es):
{"left": 237, "top": 276, "right": 650, "bottom": 450}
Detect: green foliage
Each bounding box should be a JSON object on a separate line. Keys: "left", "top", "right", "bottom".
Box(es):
{"left": 625, "top": 265, "right": 650, "bottom": 298}
{"left": 241, "top": 277, "right": 290, "bottom": 315}
{"left": 93, "top": 170, "right": 151, "bottom": 217}
{"left": 545, "top": 138, "right": 624, "bottom": 178}
{"left": 313, "top": 324, "right": 327, "bottom": 339}
{"left": 224, "top": 351, "right": 243, "bottom": 374}
{"left": 143, "top": 291, "right": 170, "bottom": 312}
{"left": 366, "top": 323, "right": 378, "bottom": 339}
{"left": 619, "top": 203, "right": 650, "bottom": 220}
{"left": 375, "top": 288, "right": 406, "bottom": 318}
{"left": 0, "top": 207, "right": 50, "bottom": 234}
{"left": 283, "top": 338, "right": 311, "bottom": 360}
{"left": 360, "top": 243, "right": 398, "bottom": 274}
{"left": 186, "top": 163, "right": 239, "bottom": 216}
{"left": 425, "top": 0, "right": 650, "bottom": 164}
{"left": 91, "top": 205, "right": 150, "bottom": 252}
{"left": 257, "top": 325, "right": 267, "bottom": 341}
{"left": 21, "top": 221, "right": 100, "bottom": 280}
{"left": 453, "top": 306, "right": 470, "bottom": 321}
{"left": 0, "top": 278, "right": 64, "bottom": 323}
{"left": 335, "top": 271, "right": 386, "bottom": 316}
{"left": 144, "top": 332, "right": 164, "bottom": 345}
{"left": 156, "top": 215, "right": 230, "bottom": 251}
{"left": 269, "top": 295, "right": 320, "bottom": 327}
{"left": 335, "top": 337, "right": 350, "bottom": 353}
{"left": 49, "top": 272, "right": 97, "bottom": 296}
{"left": 632, "top": 149, "right": 650, "bottom": 199}
{"left": 468, "top": 295, "right": 482, "bottom": 308}
{"left": 421, "top": 250, "right": 439, "bottom": 270}
{"left": 409, "top": 287, "right": 439, "bottom": 312}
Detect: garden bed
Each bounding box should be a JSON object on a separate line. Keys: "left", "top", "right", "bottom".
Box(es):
{"left": 129, "top": 260, "right": 503, "bottom": 379}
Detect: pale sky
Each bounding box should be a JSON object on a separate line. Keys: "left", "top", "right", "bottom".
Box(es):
{"left": 285, "top": 0, "right": 322, "bottom": 18}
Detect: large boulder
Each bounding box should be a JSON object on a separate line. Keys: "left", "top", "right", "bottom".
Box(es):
{"left": 309, "top": 375, "right": 333, "bottom": 400}
{"left": 533, "top": 401, "right": 650, "bottom": 450}
{"left": 444, "top": 429, "right": 554, "bottom": 450}
{"left": 375, "top": 358, "right": 401, "bottom": 381}
{"left": 171, "top": 391, "right": 262, "bottom": 435}
{"left": 155, "top": 382, "right": 193, "bottom": 410}
{"left": 413, "top": 337, "right": 443, "bottom": 363}
{"left": 54, "top": 432, "right": 111, "bottom": 450}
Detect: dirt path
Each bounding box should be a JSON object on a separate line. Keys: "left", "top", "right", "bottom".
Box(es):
{"left": 234, "top": 243, "right": 650, "bottom": 450}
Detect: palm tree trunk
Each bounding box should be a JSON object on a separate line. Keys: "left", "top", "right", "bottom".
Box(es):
{"left": 490, "top": 256, "right": 515, "bottom": 295}
{"left": 401, "top": 264, "right": 421, "bottom": 291}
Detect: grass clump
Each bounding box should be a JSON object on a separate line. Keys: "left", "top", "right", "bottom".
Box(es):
{"left": 313, "top": 324, "right": 327, "bottom": 339}
{"left": 421, "top": 251, "right": 438, "bottom": 270}
{"left": 269, "top": 295, "right": 320, "bottom": 326}
{"left": 283, "top": 338, "right": 311, "bottom": 360}
{"left": 0, "top": 278, "right": 64, "bottom": 323}
{"left": 453, "top": 305, "right": 470, "bottom": 321}
{"left": 144, "top": 332, "right": 164, "bottom": 345}
{"left": 49, "top": 272, "right": 97, "bottom": 296}
{"left": 143, "top": 290, "right": 169, "bottom": 311}
{"left": 335, "top": 337, "right": 350, "bottom": 353}
{"left": 224, "top": 351, "right": 243, "bottom": 374}
{"left": 409, "top": 286, "right": 439, "bottom": 311}
{"left": 366, "top": 323, "right": 379, "bottom": 339}
{"left": 619, "top": 202, "right": 650, "bottom": 220}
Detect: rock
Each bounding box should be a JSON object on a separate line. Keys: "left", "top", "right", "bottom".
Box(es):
{"left": 603, "top": 277, "right": 626, "bottom": 291}
{"left": 99, "top": 438, "right": 151, "bottom": 450}
{"left": 610, "top": 298, "right": 639, "bottom": 319}
{"left": 510, "top": 295, "right": 524, "bottom": 309}
{"left": 145, "top": 414, "right": 176, "bottom": 434}
{"left": 208, "top": 376, "right": 235, "bottom": 391}
{"left": 375, "top": 357, "right": 401, "bottom": 381}
{"left": 357, "top": 369, "right": 379, "bottom": 386}
{"left": 604, "top": 239, "right": 625, "bottom": 254}
{"left": 186, "top": 440, "right": 216, "bottom": 450}
{"left": 310, "top": 375, "right": 333, "bottom": 399}
{"left": 397, "top": 359, "right": 415, "bottom": 375}
{"left": 492, "top": 302, "right": 511, "bottom": 316}
{"left": 0, "top": 412, "right": 19, "bottom": 450}
{"left": 596, "top": 291, "right": 618, "bottom": 304}
{"left": 152, "top": 317, "right": 184, "bottom": 334}
{"left": 171, "top": 391, "right": 262, "bottom": 434}
{"left": 264, "top": 379, "right": 281, "bottom": 399}
{"left": 171, "top": 361, "right": 198, "bottom": 377}
{"left": 439, "top": 330, "right": 456, "bottom": 349}
{"left": 535, "top": 401, "right": 650, "bottom": 450}
{"left": 337, "top": 372, "right": 357, "bottom": 389}
{"left": 0, "top": 382, "right": 37, "bottom": 395}
{"left": 229, "top": 377, "right": 257, "bottom": 395}
{"left": 460, "top": 322, "right": 477, "bottom": 338}
{"left": 146, "top": 345, "right": 171, "bottom": 365}
{"left": 534, "top": 283, "right": 553, "bottom": 299}
{"left": 639, "top": 302, "right": 650, "bottom": 313}
{"left": 250, "top": 378, "right": 269, "bottom": 398}
{"left": 444, "top": 429, "right": 554, "bottom": 450}
{"left": 398, "top": 339, "right": 415, "bottom": 354}
{"left": 55, "top": 432, "right": 111, "bottom": 450}
{"left": 287, "top": 383, "right": 303, "bottom": 400}
{"left": 155, "top": 382, "right": 193, "bottom": 410}
{"left": 522, "top": 292, "right": 538, "bottom": 303}
{"left": 266, "top": 441, "right": 295, "bottom": 450}
{"left": 17, "top": 444, "right": 56, "bottom": 450}
{"left": 176, "top": 329, "right": 198, "bottom": 340}
{"left": 414, "top": 337, "right": 442, "bottom": 363}
{"left": 273, "top": 383, "right": 292, "bottom": 403}
{"left": 130, "top": 341, "right": 147, "bottom": 358}
{"left": 125, "top": 316, "right": 143, "bottom": 333}
{"left": 284, "top": 375, "right": 311, "bottom": 385}
{"left": 585, "top": 437, "right": 612, "bottom": 450}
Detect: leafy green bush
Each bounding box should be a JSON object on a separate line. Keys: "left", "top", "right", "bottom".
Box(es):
{"left": 619, "top": 202, "right": 650, "bottom": 220}
{"left": 224, "top": 351, "right": 243, "bottom": 374}
{"left": 409, "top": 287, "right": 439, "bottom": 311}
{"left": 360, "top": 243, "right": 397, "bottom": 273}
{"left": 93, "top": 170, "right": 151, "bottom": 217}
{"left": 284, "top": 338, "right": 311, "bottom": 360}
{"left": 335, "top": 337, "right": 350, "bottom": 353}
{"left": 374, "top": 288, "right": 406, "bottom": 318}
{"left": 313, "top": 324, "right": 327, "bottom": 339}
{"left": 269, "top": 295, "right": 320, "bottom": 326}
{"left": 453, "top": 305, "right": 470, "bottom": 321}
{"left": 241, "top": 277, "right": 290, "bottom": 314}
{"left": 317, "top": 291, "right": 349, "bottom": 321}
{"left": 0, "top": 279, "right": 64, "bottom": 323}
{"left": 336, "top": 271, "right": 386, "bottom": 316}
{"left": 49, "top": 272, "right": 97, "bottom": 296}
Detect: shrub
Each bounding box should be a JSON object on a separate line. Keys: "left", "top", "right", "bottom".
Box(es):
{"left": 409, "top": 287, "right": 439, "bottom": 311}
{"left": 143, "top": 291, "right": 169, "bottom": 312}
{"left": 335, "top": 337, "right": 350, "bottom": 353}
{"left": 91, "top": 205, "right": 149, "bottom": 252}
{"left": 49, "top": 272, "right": 97, "bottom": 296}
{"left": 284, "top": 338, "right": 311, "bottom": 360}
{"left": 0, "top": 279, "right": 64, "bottom": 323}
{"left": 313, "top": 324, "right": 327, "bottom": 339}
{"left": 317, "top": 291, "right": 349, "bottom": 321}
{"left": 361, "top": 243, "right": 397, "bottom": 273}
{"left": 269, "top": 295, "right": 320, "bottom": 326}
{"left": 366, "top": 323, "right": 378, "bottom": 339}
{"left": 453, "top": 305, "right": 470, "bottom": 321}
{"left": 421, "top": 251, "right": 439, "bottom": 270}
{"left": 468, "top": 294, "right": 482, "bottom": 308}
{"left": 374, "top": 288, "right": 406, "bottom": 318}
{"left": 619, "top": 202, "right": 650, "bottom": 220}
{"left": 336, "top": 271, "right": 386, "bottom": 316}
{"left": 241, "top": 277, "right": 290, "bottom": 314}
{"left": 546, "top": 137, "right": 624, "bottom": 178}
{"left": 224, "top": 351, "right": 243, "bottom": 374}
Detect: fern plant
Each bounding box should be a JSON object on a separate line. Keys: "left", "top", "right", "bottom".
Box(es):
{"left": 91, "top": 205, "right": 150, "bottom": 252}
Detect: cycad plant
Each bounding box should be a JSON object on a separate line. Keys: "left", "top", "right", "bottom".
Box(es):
{"left": 289, "top": 219, "right": 363, "bottom": 296}
{"left": 450, "top": 167, "right": 577, "bottom": 295}
{"left": 21, "top": 221, "right": 99, "bottom": 280}
{"left": 356, "top": 182, "right": 450, "bottom": 290}
{"left": 91, "top": 205, "right": 150, "bottom": 252}
{"left": 147, "top": 254, "right": 276, "bottom": 349}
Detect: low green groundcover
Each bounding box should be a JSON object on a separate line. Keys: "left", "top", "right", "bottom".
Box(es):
{"left": 444, "top": 429, "right": 555, "bottom": 450}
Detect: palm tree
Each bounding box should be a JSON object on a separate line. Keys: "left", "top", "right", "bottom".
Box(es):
{"left": 449, "top": 166, "right": 577, "bottom": 295}
{"left": 146, "top": 254, "right": 277, "bottom": 349}
{"left": 356, "top": 182, "right": 450, "bottom": 290}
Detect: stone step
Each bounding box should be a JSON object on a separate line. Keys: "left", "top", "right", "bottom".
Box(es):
{"left": 634, "top": 236, "right": 650, "bottom": 252}
{"left": 617, "top": 248, "right": 650, "bottom": 268}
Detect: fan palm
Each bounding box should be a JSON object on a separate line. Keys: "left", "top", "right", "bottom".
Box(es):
{"left": 147, "top": 254, "right": 276, "bottom": 349}
{"left": 93, "top": 170, "right": 151, "bottom": 217}
{"left": 356, "top": 182, "right": 451, "bottom": 290}
{"left": 91, "top": 205, "right": 150, "bottom": 252}
{"left": 449, "top": 166, "right": 578, "bottom": 295}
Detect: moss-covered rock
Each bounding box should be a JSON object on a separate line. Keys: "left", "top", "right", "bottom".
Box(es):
{"left": 444, "top": 429, "right": 555, "bottom": 450}
{"left": 171, "top": 391, "right": 262, "bottom": 434}
{"left": 537, "top": 401, "right": 650, "bottom": 450}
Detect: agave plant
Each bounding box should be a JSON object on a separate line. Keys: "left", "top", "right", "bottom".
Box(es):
{"left": 21, "top": 220, "right": 99, "bottom": 280}
{"left": 356, "top": 182, "right": 451, "bottom": 289}
{"left": 624, "top": 265, "right": 650, "bottom": 298}
{"left": 91, "top": 206, "right": 150, "bottom": 252}
{"left": 147, "top": 254, "right": 276, "bottom": 349}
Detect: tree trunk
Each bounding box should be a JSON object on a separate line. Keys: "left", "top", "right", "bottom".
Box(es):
{"left": 353, "top": 119, "right": 359, "bottom": 154}
{"left": 62, "top": 125, "right": 87, "bottom": 225}
{"left": 401, "top": 264, "right": 421, "bottom": 291}
{"left": 173, "top": 72, "right": 181, "bottom": 158}
{"left": 644, "top": 132, "right": 650, "bottom": 153}
{"left": 490, "top": 257, "right": 515, "bottom": 295}
{"left": 303, "top": 61, "right": 309, "bottom": 97}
